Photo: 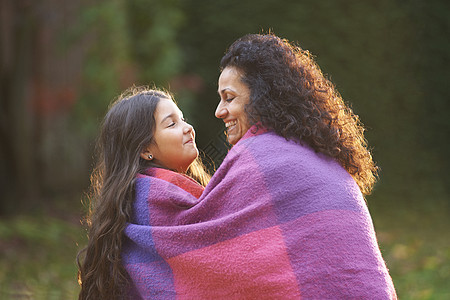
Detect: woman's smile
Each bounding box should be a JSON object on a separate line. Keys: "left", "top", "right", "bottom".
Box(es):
{"left": 225, "top": 120, "right": 238, "bottom": 135}
{"left": 216, "top": 67, "right": 251, "bottom": 145}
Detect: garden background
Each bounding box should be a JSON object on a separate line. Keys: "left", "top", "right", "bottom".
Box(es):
{"left": 1, "top": 0, "right": 449, "bottom": 299}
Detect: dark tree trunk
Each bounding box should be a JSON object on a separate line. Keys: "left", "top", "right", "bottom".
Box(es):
{"left": 0, "top": 0, "right": 40, "bottom": 213}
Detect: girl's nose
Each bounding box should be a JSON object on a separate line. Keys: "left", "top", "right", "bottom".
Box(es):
{"left": 184, "top": 122, "right": 193, "bottom": 133}
{"left": 215, "top": 103, "right": 227, "bottom": 119}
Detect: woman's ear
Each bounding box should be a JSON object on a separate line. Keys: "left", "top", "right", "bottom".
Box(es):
{"left": 140, "top": 149, "right": 154, "bottom": 161}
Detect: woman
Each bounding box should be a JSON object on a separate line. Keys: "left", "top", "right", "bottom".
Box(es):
{"left": 212, "top": 33, "right": 396, "bottom": 297}
{"left": 114, "top": 35, "right": 395, "bottom": 299}
{"left": 216, "top": 34, "right": 376, "bottom": 195}
{"left": 77, "top": 87, "right": 210, "bottom": 299}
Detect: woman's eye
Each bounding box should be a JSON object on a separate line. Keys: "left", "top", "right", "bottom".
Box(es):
{"left": 168, "top": 122, "right": 175, "bottom": 127}
{"left": 225, "top": 97, "right": 235, "bottom": 102}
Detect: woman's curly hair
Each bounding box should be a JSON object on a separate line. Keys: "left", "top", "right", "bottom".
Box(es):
{"left": 221, "top": 34, "right": 378, "bottom": 195}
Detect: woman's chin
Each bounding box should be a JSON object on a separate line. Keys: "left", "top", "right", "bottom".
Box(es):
{"left": 227, "top": 134, "right": 241, "bottom": 145}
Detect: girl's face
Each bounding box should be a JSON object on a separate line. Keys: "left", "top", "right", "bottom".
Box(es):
{"left": 142, "top": 99, "right": 198, "bottom": 173}
{"left": 216, "top": 67, "right": 251, "bottom": 145}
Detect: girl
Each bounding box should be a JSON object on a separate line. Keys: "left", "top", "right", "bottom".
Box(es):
{"left": 77, "top": 87, "right": 210, "bottom": 299}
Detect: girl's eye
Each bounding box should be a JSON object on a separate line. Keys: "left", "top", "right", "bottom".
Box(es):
{"left": 168, "top": 122, "right": 175, "bottom": 127}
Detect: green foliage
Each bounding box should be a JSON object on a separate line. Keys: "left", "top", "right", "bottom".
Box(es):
{"left": 69, "top": 0, "right": 187, "bottom": 138}
{"left": 72, "top": 0, "right": 131, "bottom": 136}
{"left": 126, "top": 0, "right": 185, "bottom": 85}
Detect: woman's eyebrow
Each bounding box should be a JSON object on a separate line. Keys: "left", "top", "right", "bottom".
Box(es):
{"left": 218, "top": 88, "right": 233, "bottom": 95}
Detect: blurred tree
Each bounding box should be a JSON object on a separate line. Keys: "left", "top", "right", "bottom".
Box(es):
{"left": 0, "top": 0, "right": 133, "bottom": 213}
{"left": 0, "top": 0, "right": 38, "bottom": 213}
{"left": 0, "top": 0, "right": 86, "bottom": 213}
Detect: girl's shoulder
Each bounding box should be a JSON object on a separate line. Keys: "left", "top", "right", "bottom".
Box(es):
{"left": 138, "top": 167, "right": 204, "bottom": 199}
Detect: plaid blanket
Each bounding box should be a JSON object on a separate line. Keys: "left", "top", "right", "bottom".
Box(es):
{"left": 123, "top": 126, "right": 396, "bottom": 299}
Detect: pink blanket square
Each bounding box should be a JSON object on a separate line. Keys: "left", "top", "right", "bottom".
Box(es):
{"left": 167, "top": 225, "right": 302, "bottom": 299}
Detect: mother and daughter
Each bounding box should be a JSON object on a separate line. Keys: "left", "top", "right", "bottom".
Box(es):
{"left": 78, "top": 34, "right": 396, "bottom": 299}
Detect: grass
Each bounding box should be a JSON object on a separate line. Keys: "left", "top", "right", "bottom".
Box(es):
{"left": 369, "top": 194, "right": 450, "bottom": 299}
{"left": 0, "top": 195, "right": 448, "bottom": 299}
{"left": 0, "top": 213, "right": 86, "bottom": 300}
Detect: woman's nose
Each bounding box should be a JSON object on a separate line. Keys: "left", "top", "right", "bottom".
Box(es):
{"left": 215, "top": 102, "right": 227, "bottom": 119}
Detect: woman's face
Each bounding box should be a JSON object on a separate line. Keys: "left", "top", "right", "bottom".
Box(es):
{"left": 216, "top": 67, "right": 251, "bottom": 145}
{"left": 141, "top": 99, "right": 199, "bottom": 173}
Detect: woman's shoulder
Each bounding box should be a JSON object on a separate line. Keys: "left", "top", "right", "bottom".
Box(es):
{"left": 240, "top": 131, "right": 323, "bottom": 163}
{"left": 238, "top": 131, "right": 358, "bottom": 190}
{"left": 219, "top": 127, "right": 354, "bottom": 189}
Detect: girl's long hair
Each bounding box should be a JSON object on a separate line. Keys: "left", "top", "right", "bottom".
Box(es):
{"left": 77, "top": 86, "right": 210, "bottom": 299}
{"left": 221, "top": 34, "right": 378, "bottom": 196}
